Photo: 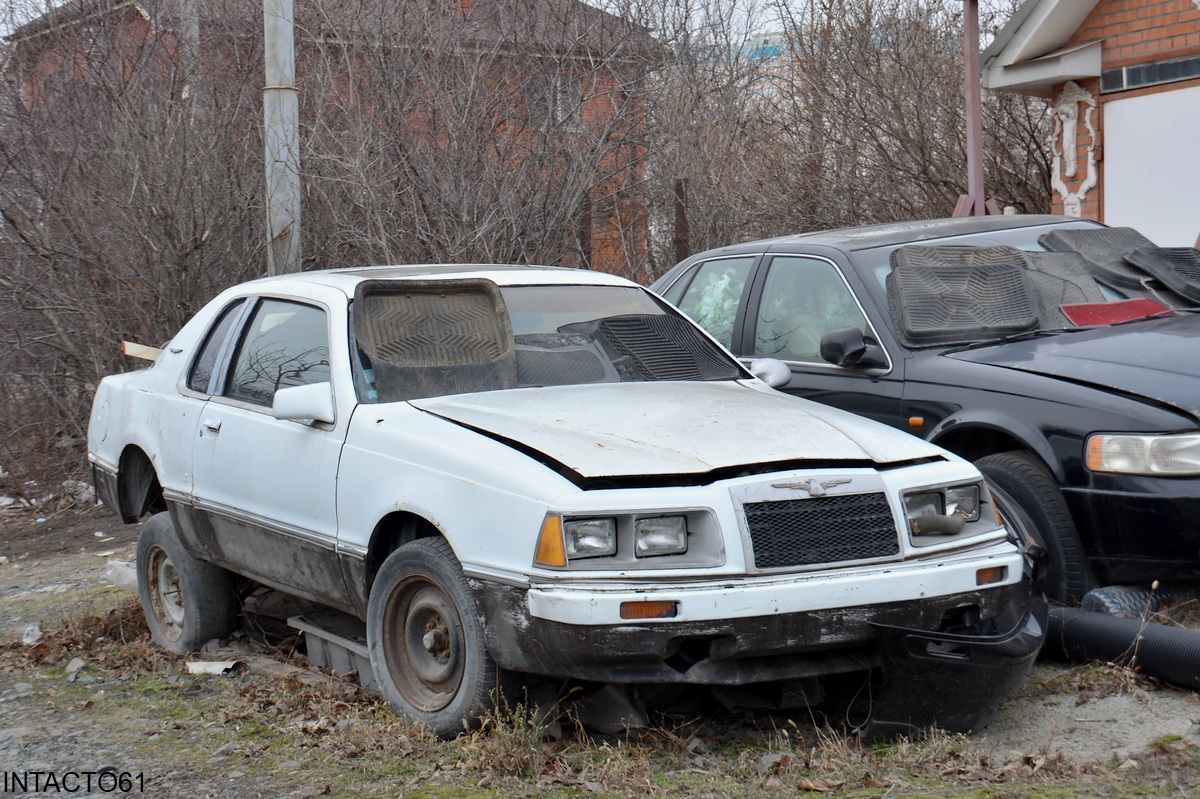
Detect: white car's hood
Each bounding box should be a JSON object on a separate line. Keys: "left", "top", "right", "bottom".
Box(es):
{"left": 410, "top": 381, "right": 945, "bottom": 478}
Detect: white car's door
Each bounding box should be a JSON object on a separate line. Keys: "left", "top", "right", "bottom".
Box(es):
{"left": 190, "top": 296, "right": 352, "bottom": 607}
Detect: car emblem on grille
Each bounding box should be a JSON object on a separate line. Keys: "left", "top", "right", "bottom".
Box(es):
{"left": 770, "top": 478, "right": 852, "bottom": 497}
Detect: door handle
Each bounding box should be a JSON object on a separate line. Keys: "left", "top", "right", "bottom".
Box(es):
{"left": 203, "top": 418, "right": 222, "bottom": 432}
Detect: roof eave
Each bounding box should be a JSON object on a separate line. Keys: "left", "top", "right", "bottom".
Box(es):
{"left": 983, "top": 41, "right": 1101, "bottom": 95}
{"left": 981, "top": 0, "right": 1101, "bottom": 68}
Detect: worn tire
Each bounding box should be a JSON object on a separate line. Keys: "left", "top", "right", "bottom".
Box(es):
{"left": 976, "top": 450, "right": 1094, "bottom": 605}
{"left": 367, "top": 538, "right": 510, "bottom": 737}
{"left": 136, "top": 512, "right": 240, "bottom": 654}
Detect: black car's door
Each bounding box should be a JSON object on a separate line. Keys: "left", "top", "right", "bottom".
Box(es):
{"left": 734, "top": 252, "right": 910, "bottom": 430}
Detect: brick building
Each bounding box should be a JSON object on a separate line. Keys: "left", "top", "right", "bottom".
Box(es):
{"left": 4, "top": 0, "right": 659, "bottom": 277}
{"left": 982, "top": 0, "right": 1200, "bottom": 246}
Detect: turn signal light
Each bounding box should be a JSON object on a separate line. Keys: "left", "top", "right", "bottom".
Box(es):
{"left": 619, "top": 601, "right": 678, "bottom": 620}
{"left": 976, "top": 566, "right": 1007, "bottom": 586}
{"left": 534, "top": 515, "right": 567, "bottom": 567}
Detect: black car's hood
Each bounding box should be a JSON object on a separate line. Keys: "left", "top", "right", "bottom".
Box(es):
{"left": 947, "top": 313, "right": 1200, "bottom": 419}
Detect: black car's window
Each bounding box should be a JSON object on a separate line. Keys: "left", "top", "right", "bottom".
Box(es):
{"left": 186, "top": 299, "right": 245, "bottom": 394}
{"left": 669, "top": 257, "right": 754, "bottom": 349}
{"left": 753, "top": 257, "right": 867, "bottom": 360}
{"left": 225, "top": 299, "right": 330, "bottom": 406}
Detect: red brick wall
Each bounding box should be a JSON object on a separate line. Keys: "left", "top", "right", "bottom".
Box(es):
{"left": 1069, "top": 0, "right": 1200, "bottom": 68}
{"left": 1050, "top": 0, "right": 1200, "bottom": 219}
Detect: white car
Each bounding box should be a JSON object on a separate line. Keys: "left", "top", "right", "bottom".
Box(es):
{"left": 88, "top": 264, "right": 1043, "bottom": 737}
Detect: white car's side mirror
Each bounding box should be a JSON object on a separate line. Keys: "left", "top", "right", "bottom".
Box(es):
{"left": 273, "top": 382, "right": 335, "bottom": 425}
{"left": 748, "top": 358, "right": 791, "bottom": 389}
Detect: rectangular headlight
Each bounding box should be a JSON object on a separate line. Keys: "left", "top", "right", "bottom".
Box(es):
{"left": 634, "top": 516, "right": 688, "bottom": 557}
{"left": 564, "top": 518, "right": 617, "bottom": 559}
{"left": 903, "top": 491, "right": 943, "bottom": 522}
{"left": 1087, "top": 433, "right": 1200, "bottom": 475}
{"left": 904, "top": 483, "right": 984, "bottom": 537}
{"left": 945, "top": 485, "right": 980, "bottom": 521}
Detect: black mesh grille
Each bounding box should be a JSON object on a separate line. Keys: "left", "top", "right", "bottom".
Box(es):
{"left": 743, "top": 493, "right": 899, "bottom": 569}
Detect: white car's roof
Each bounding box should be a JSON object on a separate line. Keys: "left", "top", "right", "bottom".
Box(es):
{"left": 235, "top": 264, "right": 637, "bottom": 298}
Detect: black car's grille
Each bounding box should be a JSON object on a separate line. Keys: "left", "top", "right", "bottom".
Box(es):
{"left": 743, "top": 492, "right": 899, "bottom": 569}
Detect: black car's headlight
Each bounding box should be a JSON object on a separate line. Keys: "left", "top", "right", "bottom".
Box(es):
{"left": 1086, "top": 432, "right": 1200, "bottom": 476}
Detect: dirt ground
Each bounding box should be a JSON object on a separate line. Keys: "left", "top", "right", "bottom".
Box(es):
{"left": 2, "top": 503, "right": 1199, "bottom": 797}
{"left": 0, "top": 502, "right": 137, "bottom": 563}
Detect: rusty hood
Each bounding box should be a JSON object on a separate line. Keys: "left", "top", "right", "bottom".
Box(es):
{"left": 410, "top": 381, "right": 946, "bottom": 478}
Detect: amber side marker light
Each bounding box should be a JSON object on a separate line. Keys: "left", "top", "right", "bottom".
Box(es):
{"left": 1085, "top": 436, "right": 1106, "bottom": 471}
{"left": 620, "top": 601, "right": 678, "bottom": 620}
{"left": 976, "top": 566, "right": 1007, "bottom": 586}
{"left": 908, "top": 416, "right": 925, "bottom": 428}
{"left": 534, "top": 515, "right": 567, "bottom": 567}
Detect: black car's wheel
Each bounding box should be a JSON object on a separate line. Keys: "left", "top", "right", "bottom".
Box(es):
{"left": 136, "top": 512, "right": 239, "bottom": 653}
{"left": 976, "top": 450, "right": 1094, "bottom": 605}
{"left": 367, "top": 538, "right": 510, "bottom": 737}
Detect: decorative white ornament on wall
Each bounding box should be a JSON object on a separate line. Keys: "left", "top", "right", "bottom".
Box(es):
{"left": 1049, "top": 81, "right": 1099, "bottom": 218}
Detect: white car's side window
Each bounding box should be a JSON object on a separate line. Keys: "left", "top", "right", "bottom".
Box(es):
{"left": 186, "top": 299, "right": 246, "bottom": 395}
{"left": 226, "top": 299, "right": 330, "bottom": 406}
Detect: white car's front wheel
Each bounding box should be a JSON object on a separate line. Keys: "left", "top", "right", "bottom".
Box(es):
{"left": 367, "top": 538, "right": 511, "bottom": 737}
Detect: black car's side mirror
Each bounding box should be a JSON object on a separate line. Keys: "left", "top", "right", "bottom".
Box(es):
{"left": 820, "top": 327, "right": 887, "bottom": 369}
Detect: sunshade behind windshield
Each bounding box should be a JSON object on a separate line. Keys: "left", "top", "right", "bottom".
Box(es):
{"left": 1038, "top": 227, "right": 1156, "bottom": 291}
{"left": 354, "top": 278, "right": 518, "bottom": 401}
{"left": 883, "top": 244, "right": 1187, "bottom": 347}
{"left": 887, "top": 246, "right": 1041, "bottom": 347}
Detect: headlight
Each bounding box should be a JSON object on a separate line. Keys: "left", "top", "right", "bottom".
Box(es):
{"left": 533, "top": 510, "right": 723, "bottom": 569}
{"left": 945, "top": 485, "right": 980, "bottom": 521}
{"left": 904, "top": 484, "right": 982, "bottom": 536}
{"left": 1086, "top": 433, "right": 1200, "bottom": 475}
{"left": 564, "top": 518, "right": 617, "bottom": 558}
{"left": 634, "top": 516, "right": 688, "bottom": 557}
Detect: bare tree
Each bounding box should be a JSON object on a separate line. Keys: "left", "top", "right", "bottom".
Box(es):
{"left": 297, "top": 0, "right": 660, "bottom": 278}
{"left": 634, "top": 0, "right": 1052, "bottom": 276}
{"left": 0, "top": 0, "right": 267, "bottom": 481}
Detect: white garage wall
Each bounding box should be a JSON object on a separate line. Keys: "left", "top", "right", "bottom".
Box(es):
{"left": 1104, "top": 84, "right": 1200, "bottom": 247}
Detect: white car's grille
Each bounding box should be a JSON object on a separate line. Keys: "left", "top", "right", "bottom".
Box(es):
{"left": 743, "top": 492, "right": 899, "bottom": 569}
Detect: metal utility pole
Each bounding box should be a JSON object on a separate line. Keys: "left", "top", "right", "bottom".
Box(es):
{"left": 954, "top": 0, "right": 999, "bottom": 217}
{"left": 263, "top": 0, "right": 301, "bottom": 274}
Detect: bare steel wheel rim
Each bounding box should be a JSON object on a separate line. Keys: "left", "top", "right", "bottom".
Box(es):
{"left": 384, "top": 577, "right": 465, "bottom": 712}
{"left": 146, "top": 545, "right": 184, "bottom": 642}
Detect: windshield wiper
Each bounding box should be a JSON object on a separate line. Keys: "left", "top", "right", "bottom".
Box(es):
{"left": 944, "top": 328, "right": 1072, "bottom": 354}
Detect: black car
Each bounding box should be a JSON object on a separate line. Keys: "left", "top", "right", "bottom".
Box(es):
{"left": 653, "top": 215, "right": 1200, "bottom": 604}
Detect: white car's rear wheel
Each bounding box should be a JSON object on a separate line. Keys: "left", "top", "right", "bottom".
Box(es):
{"left": 367, "top": 538, "right": 510, "bottom": 737}
{"left": 136, "top": 512, "right": 239, "bottom": 654}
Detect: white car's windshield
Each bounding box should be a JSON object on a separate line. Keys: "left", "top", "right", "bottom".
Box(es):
{"left": 355, "top": 283, "right": 744, "bottom": 402}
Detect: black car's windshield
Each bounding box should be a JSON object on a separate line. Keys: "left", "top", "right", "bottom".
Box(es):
{"left": 355, "top": 283, "right": 745, "bottom": 402}
{"left": 848, "top": 222, "right": 1193, "bottom": 348}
